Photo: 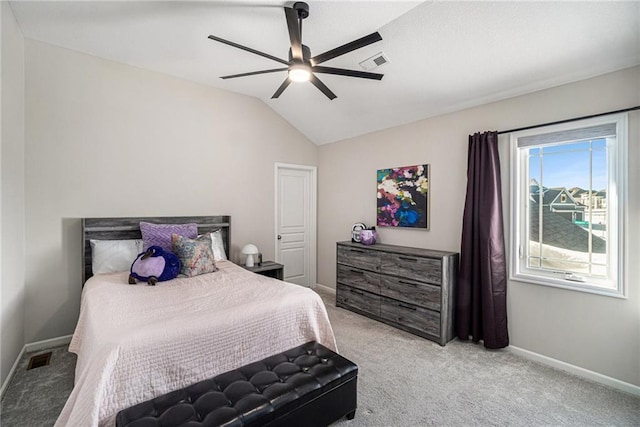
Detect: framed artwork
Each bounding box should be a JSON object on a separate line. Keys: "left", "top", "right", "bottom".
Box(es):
{"left": 377, "top": 164, "right": 430, "bottom": 229}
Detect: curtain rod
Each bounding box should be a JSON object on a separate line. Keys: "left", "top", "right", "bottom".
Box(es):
{"left": 497, "top": 105, "right": 640, "bottom": 135}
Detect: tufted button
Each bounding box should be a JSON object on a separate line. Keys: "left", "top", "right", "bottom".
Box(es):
{"left": 320, "top": 358, "right": 327, "bottom": 363}
{"left": 302, "top": 367, "right": 309, "bottom": 373}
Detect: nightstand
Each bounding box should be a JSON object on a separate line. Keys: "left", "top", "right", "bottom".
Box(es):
{"left": 242, "top": 261, "right": 284, "bottom": 280}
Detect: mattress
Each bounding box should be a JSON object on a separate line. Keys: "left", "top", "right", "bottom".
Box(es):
{"left": 55, "top": 261, "right": 337, "bottom": 426}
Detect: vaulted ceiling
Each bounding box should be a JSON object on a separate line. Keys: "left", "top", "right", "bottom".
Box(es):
{"left": 9, "top": 1, "right": 640, "bottom": 144}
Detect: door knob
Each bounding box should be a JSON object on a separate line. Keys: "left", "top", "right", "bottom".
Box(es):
{"left": 277, "top": 235, "right": 282, "bottom": 240}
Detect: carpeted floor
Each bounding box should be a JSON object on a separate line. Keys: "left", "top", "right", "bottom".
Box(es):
{"left": 0, "top": 345, "right": 76, "bottom": 426}
{"left": 1, "top": 288, "right": 639, "bottom": 426}
{"left": 321, "top": 288, "right": 640, "bottom": 426}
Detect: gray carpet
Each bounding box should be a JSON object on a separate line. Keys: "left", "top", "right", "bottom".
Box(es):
{"left": 320, "top": 289, "right": 640, "bottom": 426}
{"left": 1, "top": 288, "right": 638, "bottom": 426}
{"left": 0, "top": 345, "right": 76, "bottom": 426}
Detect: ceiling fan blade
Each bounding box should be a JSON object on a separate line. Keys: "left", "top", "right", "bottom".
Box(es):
{"left": 310, "top": 74, "right": 337, "bottom": 100}
{"left": 221, "top": 68, "right": 288, "bottom": 80}
{"left": 271, "top": 78, "right": 292, "bottom": 99}
{"left": 312, "top": 66, "right": 383, "bottom": 80}
{"left": 208, "top": 35, "right": 289, "bottom": 66}
{"left": 284, "top": 7, "right": 303, "bottom": 61}
{"left": 311, "top": 32, "right": 383, "bottom": 65}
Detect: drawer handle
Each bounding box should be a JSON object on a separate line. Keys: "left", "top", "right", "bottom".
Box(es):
{"left": 350, "top": 249, "right": 365, "bottom": 253}
{"left": 398, "top": 280, "right": 418, "bottom": 287}
{"left": 398, "top": 256, "right": 418, "bottom": 262}
{"left": 350, "top": 289, "right": 364, "bottom": 296}
{"left": 398, "top": 302, "right": 416, "bottom": 311}
{"left": 350, "top": 269, "right": 364, "bottom": 275}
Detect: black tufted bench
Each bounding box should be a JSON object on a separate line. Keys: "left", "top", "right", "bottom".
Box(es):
{"left": 116, "top": 341, "right": 358, "bottom": 427}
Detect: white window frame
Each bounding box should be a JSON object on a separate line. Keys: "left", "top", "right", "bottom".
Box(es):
{"left": 509, "top": 113, "right": 627, "bottom": 298}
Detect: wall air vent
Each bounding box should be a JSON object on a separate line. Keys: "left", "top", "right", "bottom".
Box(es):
{"left": 359, "top": 52, "right": 390, "bottom": 71}
{"left": 27, "top": 352, "right": 52, "bottom": 370}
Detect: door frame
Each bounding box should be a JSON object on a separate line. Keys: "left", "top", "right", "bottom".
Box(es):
{"left": 274, "top": 162, "right": 317, "bottom": 287}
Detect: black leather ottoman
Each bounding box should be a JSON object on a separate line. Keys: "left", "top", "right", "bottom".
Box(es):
{"left": 116, "top": 341, "right": 358, "bottom": 427}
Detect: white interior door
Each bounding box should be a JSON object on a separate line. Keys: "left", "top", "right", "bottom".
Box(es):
{"left": 275, "top": 163, "right": 316, "bottom": 287}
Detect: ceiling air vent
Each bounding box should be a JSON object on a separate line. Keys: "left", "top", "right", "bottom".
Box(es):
{"left": 359, "top": 52, "right": 390, "bottom": 71}
{"left": 27, "top": 352, "right": 52, "bottom": 370}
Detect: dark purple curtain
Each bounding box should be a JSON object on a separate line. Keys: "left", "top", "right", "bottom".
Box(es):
{"left": 456, "top": 131, "right": 509, "bottom": 349}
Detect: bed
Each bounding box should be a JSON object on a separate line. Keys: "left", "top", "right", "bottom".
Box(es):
{"left": 55, "top": 216, "right": 337, "bottom": 427}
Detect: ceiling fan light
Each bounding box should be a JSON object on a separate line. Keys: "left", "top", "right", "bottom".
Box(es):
{"left": 289, "top": 64, "right": 311, "bottom": 82}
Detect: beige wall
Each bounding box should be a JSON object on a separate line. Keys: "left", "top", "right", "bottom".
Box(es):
{"left": 318, "top": 66, "right": 640, "bottom": 386}
{"left": 1, "top": 1, "right": 26, "bottom": 387}
{"left": 24, "top": 40, "right": 317, "bottom": 343}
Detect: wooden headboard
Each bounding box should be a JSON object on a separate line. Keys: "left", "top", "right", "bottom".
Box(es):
{"left": 82, "top": 215, "right": 231, "bottom": 283}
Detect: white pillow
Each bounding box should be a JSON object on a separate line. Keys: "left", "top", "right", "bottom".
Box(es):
{"left": 210, "top": 230, "right": 227, "bottom": 261}
{"left": 90, "top": 239, "right": 143, "bottom": 274}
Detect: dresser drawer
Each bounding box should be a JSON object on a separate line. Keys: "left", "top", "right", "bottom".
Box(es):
{"left": 380, "top": 276, "right": 441, "bottom": 311}
{"left": 337, "top": 264, "right": 380, "bottom": 294}
{"left": 336, "top": 285, "right": 380, "bottom": 317}
{"left": 337, "top": 245, "right": 380, "bottom": 272}
{"left": 380, "top": 297, "right": 440, "bottom": 337}
{"left": 381, "top": 254, "right": 442, "bottom": 285}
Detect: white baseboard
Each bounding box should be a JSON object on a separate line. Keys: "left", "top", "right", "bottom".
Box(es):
{"left": 24, "top": 335, "right": 72, "bottom": 353}
{"left": 508, "top": 345, "right": 640, "bottom": 397}
{"left": 0, "top": 334, "right": 73, "bottom": 400}
{"left": 0, "top": 346, "right": 25, "bottom": 399}
{"left": 314, "top": 283, "right": 336, "bottom": 296}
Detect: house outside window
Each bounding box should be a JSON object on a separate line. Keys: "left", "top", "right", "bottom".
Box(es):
{"left": 510, "top": 114, "right": 627, "bottom": 297}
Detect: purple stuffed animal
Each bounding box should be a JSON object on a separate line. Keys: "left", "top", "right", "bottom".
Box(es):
{"left": 129, "top": 246, "right": 181, "bottom": 286}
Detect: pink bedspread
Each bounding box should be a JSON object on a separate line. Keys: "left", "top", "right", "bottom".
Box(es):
{"left": 55, "top": 261, "right": 336, "bottom": 426}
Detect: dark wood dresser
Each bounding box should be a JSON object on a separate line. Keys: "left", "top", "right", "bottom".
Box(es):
{"left": 336, "top": 241, "right": 459, "bottom": 346}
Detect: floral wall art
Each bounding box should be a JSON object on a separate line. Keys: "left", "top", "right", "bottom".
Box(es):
{"left": 377, "top": 164, "right": 430, "bottom": 229}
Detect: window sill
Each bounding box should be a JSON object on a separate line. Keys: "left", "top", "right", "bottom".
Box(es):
{"left": 509, "top": 272, "right": 626, "bottom": 299}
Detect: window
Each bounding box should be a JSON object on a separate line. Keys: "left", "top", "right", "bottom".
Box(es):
{"left": 510, "top": 114, "right": 627, "bottom": 297}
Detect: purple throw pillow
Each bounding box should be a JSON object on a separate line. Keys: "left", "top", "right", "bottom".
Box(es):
{"left": 140, "top": 222, "right": 197, "bottom": 252}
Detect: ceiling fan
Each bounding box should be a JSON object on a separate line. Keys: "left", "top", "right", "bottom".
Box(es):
{"left": 208, "top": 1, "right": 384, "bottom": 100}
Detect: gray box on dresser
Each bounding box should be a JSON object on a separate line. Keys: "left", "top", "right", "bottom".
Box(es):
{"left": 336, "top": 241, "right": 459, "bottom": 346}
